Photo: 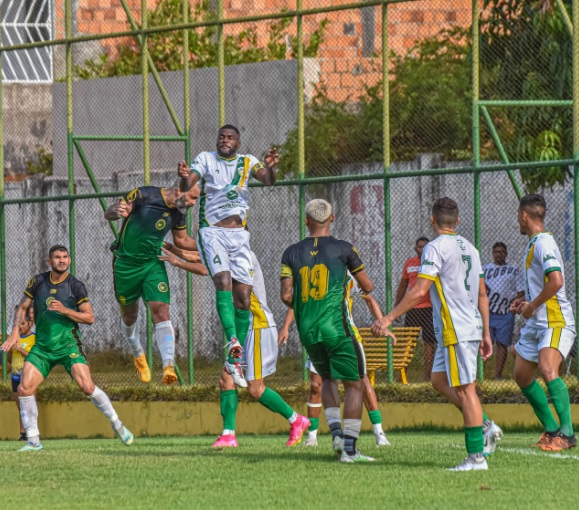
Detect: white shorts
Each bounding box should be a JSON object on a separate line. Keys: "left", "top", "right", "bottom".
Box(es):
{"left": 197, "top": 227, "right": 253, "bottom": 285}
{"left": 305, "top": 342, "right": 367, "bottom": 376}
{"left": 514, "top": 324, "right": 576, "bottom": 363}
{"left": 432, "top": 340, "right": 479, "bottom": 387}
{"left": 241, "top": 326, "right": 278, "bottom": 381}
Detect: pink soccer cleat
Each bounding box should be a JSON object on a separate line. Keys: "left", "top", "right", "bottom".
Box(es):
{"left": 286, "top": 415, "right": 310, "bottom": 447}
{"left": 212, "top": 434, "right": 239, "bottom": 449}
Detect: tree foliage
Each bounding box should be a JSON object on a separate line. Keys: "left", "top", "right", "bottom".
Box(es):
{"left": 73, "top": 0, "right": 328, "bottom": 79}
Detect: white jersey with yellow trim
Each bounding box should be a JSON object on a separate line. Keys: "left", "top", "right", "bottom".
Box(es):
{"left": 344, "top": 274, "right": 363, "bottom": 343}
{"left": 249, "top": 251, "right": 276, "bottom": 330}
{"left": 523, "top": 232, "right": 574, "bottom": 329}
{"left": 191, "top": 151, "right": 263, "bottom": 228}
{"left": 418, "top": 234, "right": 483, "bottom": 346}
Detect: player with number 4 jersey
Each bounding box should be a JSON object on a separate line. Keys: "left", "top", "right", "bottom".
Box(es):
{"left": 178, "top": 125, "right": 278, "bottom": 389}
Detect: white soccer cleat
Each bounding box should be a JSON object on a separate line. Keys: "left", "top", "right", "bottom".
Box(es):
{"left": 304, "top": 437, "right": 318, "bottom": 447}
{"left": 483, "top": 420, "right": 503, "bottom": 456}
{"left": 224, "top": 360, "right": 248, "bottom": 388}
{"left": 333, "top": 436, "right": 344, "bottom": 456}
{"left": 448, "top": 455, "right": 488, "bottom": 471}
{"left": 340, "top": 450, "right": 375, "bottom": 463}
{"left": 375, "top": 431, "right": 391, "bottom": 446}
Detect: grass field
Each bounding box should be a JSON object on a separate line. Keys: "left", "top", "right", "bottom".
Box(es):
{"left": 0, "top": 432, "right": 576, "bottom": 509}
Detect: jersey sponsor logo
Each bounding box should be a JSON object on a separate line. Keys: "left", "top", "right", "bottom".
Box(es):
{"left": 26, "top": 277, "right": 35, "bottom": 288}
{"left": 46, "top": 297, "right": 54, "bottom": 307}
{"left": 310, "top": 250, "right": 318, "bottom": 256}
{"left": 50, "top": 289, "right": 57, "bottom": 294}
{"left": 158, "top": 282, "right": 168, "bottom": 293}
{"left": 155, "top": 219, "right": 166, "bottom": 230}
{"left": 422, "top": 259, "right": 435, "bottom": 266}
{"left": 543, "top": 254, "right": 557, "bottom": 262}
{"left": 226, "top": 190, "right": 239, "bottom": 200}
{"left": 163, "top": 212, "right": 169, "bottom": 217}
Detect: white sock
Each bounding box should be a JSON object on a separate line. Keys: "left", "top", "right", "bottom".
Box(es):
{"left": 308, "top": 429, "right": 318, "bottom": 440}
{"left": 223, "top": 429, "right": 235, "bottom": 436}
{"left": 324, "top": 406, "right": 341, "bottom": 427}
{"left": 121, "top": 318, "right": 143, "bottom": 357}
{"left": 155, "top": 320, "right": 175, "bottom": 367}
{"left": 373, "top": 423, "right": 384, "bottom": 435}
{"left": 19, "top": 395, "right": 40, "bottom": 445}
{"left": 288, "top": 412, "right": 298, "bottom": 424}
{"left": 88, "top": 386, "right": 123, "bottom": 432}
{"left": 343, "top": 418, "right": 362, "bottom": 439}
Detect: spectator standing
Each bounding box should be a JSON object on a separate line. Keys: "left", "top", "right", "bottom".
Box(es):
{"left": 395, "top": 237, "right": 436, "bottom": 380}
{"left": 483, "top": 242, "right": 524, "bottom": 379}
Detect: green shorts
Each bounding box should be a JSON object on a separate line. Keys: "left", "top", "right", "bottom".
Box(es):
{"left": 26, "top": 344, "right": 88, "bottom": 380}
{"left": 304, "top": 335, "right": 364, "bottom": 381}
{"left": 113, "top": 256, "right": 170, "bottom": 305}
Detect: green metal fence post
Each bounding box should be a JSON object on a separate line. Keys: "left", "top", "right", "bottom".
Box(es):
{"left": 183, "top": 0, "right": 194, "bottom": 385}
{"left": 297, "top": 0, "right": 308, "bottom": 383}
{"left": 472, "top": 0, "right": 484, "bottom": 382}
{"left": 66, "top": 0, "right": 75, "bottom": 274}
{"left": 218, "top": 0, "right": 225, "bottom": 125}
{"left": 382, "top": 1, "right": 393, "bottom": 384}
{"left": 0, "top": 26, "right": 6, "bottom": 381}
{"left": 573, "top": 0, "right": 579, "bottom": 379}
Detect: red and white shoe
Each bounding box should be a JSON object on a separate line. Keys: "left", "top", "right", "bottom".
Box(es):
{"left": 212, "top": 434, "right": 239, "bottom": 448}
{"left": 223, "top": 361, "right": 247, "bottom": 388}
{"left": 286, "top": 415, "right": 310, "bottom": 446}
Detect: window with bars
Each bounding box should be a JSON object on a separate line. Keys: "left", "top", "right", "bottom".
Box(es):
{"left": 0, "top": 0, "right": 53, "bottom": 83}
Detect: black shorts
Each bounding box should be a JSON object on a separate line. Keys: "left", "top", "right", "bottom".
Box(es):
{"left": 405, "top": 307, "right": 436, "bottom": 345}
{"left": 11, "top": 375, "right": 20, "bottom": 393}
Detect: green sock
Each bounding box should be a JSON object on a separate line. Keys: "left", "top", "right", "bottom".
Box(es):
{"left": 368, "top": 409, "right": 382, "bottom": 425}
{"left": 220, "top": 389, "right": 238, "bottom": 431}
{"left": 308, "top": 417, "right": 319, "bottom": 432}
{"left": 234, "top": 307, "right": 250, "bottom": 347}
{"left": 258, "top": 387, "right": 295, "bottom": 420}
{"left": 465, "top": 426, "right": 484, "bottom": 455}
{"left": 521, "top": 380, "right": 560, "bottom": 433}
{"left": 216, "top": 291, "right": 237, "bottom": 340}
{"left": 482, "top": 411, "right": 489, "bottom": 422}
{"left": 546, "top": 378, "right": 574, "bottom": 437}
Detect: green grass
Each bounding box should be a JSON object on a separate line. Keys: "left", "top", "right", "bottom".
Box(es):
{"left": 0, "top": 432, "right": 576, "bottom": 509}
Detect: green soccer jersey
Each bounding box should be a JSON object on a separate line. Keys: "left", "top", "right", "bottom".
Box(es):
{"left": 113, "top": 186, "right": 187, "bottom": 264}
{"left": 280, "top": 236, "right": 365, "bottom": 346}
{"left": 24, "top": 272, "right": 89, "bottom": 353}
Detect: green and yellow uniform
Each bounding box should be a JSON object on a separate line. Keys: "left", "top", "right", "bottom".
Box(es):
{"left": 112, "top": 186, "right": 187, "bottom": 305}
{"left": 280, "top": 236, "right": 365, "bottom": 381}
{"left": 23, "top": 272, "right": 90, "bottom": 379}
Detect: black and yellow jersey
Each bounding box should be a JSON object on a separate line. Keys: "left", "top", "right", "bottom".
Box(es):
{"left": 280, "top": 236, "right": 365, "bottom": 346}
{"left": 113, "top": 186, "right": 187, "bottom": 264}
{"left": 24, "top": 272, "right": 89, "bottom": 353}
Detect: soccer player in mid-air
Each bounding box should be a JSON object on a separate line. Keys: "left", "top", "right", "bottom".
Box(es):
{"left": 104, "top": 185, "right": 202, "bottom": 385}
{"left": 372, "top": 197, "right": 495, "bottom": 471}
{"left": 510, "top": 194, "right": 576, "bottom": 450}
{"left": 165, "top": 247, "right": 310, "bottom": 447}
{"left": 1, "top": 245, "right": 133, "bottom": 451}
{"left": 280, "top": 199, "right": 375, "bottom": 463}
{"left": 279, "top": 272, "right": 391, "bottom": 447}
{"left": 178, "top": 125, "right": 278, "bottom": 387}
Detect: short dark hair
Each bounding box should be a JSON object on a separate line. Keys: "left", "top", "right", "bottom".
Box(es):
{"left": 415, "top": 236, "right": 429, "bottom": 245}
{"left": 519, "top": 193, "right": 546, "bottom": 220}
{"left": 492, "top": 242, "right": 507, "bottom": 252}
{"left": 431, "top": 197, "right": 458, "bottom": 228}
{"left": 48, "top": 244, "right": 69, "bottom": 257}
{"left": 219, "top": 124, "right": 240, "bottom": 136}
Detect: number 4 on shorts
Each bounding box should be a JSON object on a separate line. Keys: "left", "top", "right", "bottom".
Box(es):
{"left": 213, "top": 255, "right": 222, "bottom": 265}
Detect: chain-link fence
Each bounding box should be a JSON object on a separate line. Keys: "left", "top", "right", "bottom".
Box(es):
{"left": 1, "top": 1, "right": 578, "bottom": 393}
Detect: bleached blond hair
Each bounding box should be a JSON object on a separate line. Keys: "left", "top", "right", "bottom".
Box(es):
{"left": 305, "top": 199, "right": 332, "bottom": 223}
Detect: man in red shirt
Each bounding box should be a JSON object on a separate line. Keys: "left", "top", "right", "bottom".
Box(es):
{"left": 395, "top": 237, "right": 436, "bottom": 380}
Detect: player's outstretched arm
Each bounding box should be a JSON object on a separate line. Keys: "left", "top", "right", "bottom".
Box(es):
{"left": 254, "top": 147, "right": 279, "bottom": 186}
{"left": 362, "top": 293, "right": 383, "bottom": 321}
{"left": 1, "top": 296, "right": 33, "bottom": 352}
{"left": 178, "top": 160, "right": 200, "bottom": 192}
{"left": 171, "top": 228, "right": 198, "bottom": 252}
{"left": 159, "top": 248, "right": 207, "bottom": 276}
{"left": 278, "top": 308, "right": 295, "bottom": 346}
{"left": 48, "top": 300, "right": 95, "bottom": 325}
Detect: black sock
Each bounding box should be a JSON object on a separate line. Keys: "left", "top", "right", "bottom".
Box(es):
{"left": 329, "top": 422, "right": 343, "bottom": 439}
{"left": 344, "top": 435, "right": 357, "bottom": 455}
